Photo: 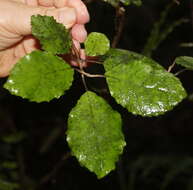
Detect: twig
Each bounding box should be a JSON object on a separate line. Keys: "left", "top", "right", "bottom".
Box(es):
{"left": 83, "top": 0, "right": 94, "bottom": 4}
{"left": 112, "top": 6, "right": 126, "bottom": 48}
{"left": 190, "top": 0, "right": 193, "bottom": 32}
{"left": 39, "top": 152, "right": 71, "bottom": 185}
{"left": 117, "top": 158, "right": 127, "bottom": 190}
{"left": 39, "top": 127, "right": 64, "bottom": 154}
{"left": 86, "top": 59, "right": 103, "bottom": 64}
{"left": 174, "top": 68, "right": 187, "bottom": 76}
{"left": 16, "top": 145, "right": 28, "bottom": 189}
{"left": 167, "top": 62, "right": 176, "bottom": 72}
{"left": 72, "top": 42, "right": 89, "bottom": 90}
{"left": 75, "top": 68, "right": 105, "bottom": 78}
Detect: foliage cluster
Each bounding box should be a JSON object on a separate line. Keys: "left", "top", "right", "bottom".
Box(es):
{"left": 0, "top": 0, "right": 193, "bottom": 189}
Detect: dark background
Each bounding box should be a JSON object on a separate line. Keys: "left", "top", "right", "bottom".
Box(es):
{"left": 1, "top": 0, "right": 193, "bottom": 189}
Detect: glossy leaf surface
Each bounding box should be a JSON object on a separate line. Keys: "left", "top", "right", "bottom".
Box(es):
{"left": 31, "top": 15, "right": 72, "bottom": 54}
{"left": 175, "top": 56, "right": 193, "bottom": 70}
{"left": 104, "top": 49, "right": 187, "bottom": 117}
{"left": 67, "top": 91, "right": 126, "bottom": 178}
{"left": 4, "top": 51, "right": 74, "bottom": 102}
{"left": 84, "top": 32, "right": 110, "bottom": 56}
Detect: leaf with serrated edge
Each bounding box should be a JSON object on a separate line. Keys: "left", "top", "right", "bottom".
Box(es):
{"left": 84, "top": 32, "right": 110, "bottom": 56}
{"left": 4, "top": 51, "right": 74, "bottom": 102}
{"left": 175, "top": 56, "right": 193, "bottom": 70}
{"left": 104, "top": 49, "right": 187, "bottom": 117}
{"left": 31, "top": 15, "right": 72, "bottom": 54}
{"left": 67, "top": 91, "right": 126, "bottom": 178}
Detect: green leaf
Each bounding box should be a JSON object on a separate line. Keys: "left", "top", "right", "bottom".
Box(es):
{"left": 104, "top": 49, "right": 187, "bottom": 117}
{"left": 0, "top": 179, "right": 19, "bottom": 190}
{"left": 120, "top": 0, "right": 142, "bottom": 6}
{"left": 4, "top": 51, "right": 74, "bottom": 102}
{"left": 67, "top": 91, "right": 126, "bottom": 178}
{"left": 175, "top": 56, "right": 193, "bottom": 70}
{"left": 31, "top": 15, "right": 72, "bottom": 54}
{"left": 84, "top": 32, "right": 110, "bottom": 56}
{"left": 1, "top": 131, "right": 26, "bottom": 144}
{"left": 1, "top": 161, "right": 17, "bottom": 170}
{"left": 102, "top": 0, "right": 141, "bottom": 7}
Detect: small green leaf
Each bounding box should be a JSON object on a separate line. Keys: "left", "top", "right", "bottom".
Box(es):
{"left": 31, "top": 15, "right": 72, "bottom": 54}
{"left": 1, "top": 161, "right": 17, "bottom": 170}
{"left": 1, "top": 131, "right": 26, "bottom": 144}
{"left": 120, "top": 0, "right": 142, "bottom": 6}
{"left": 84, "top": 32, "right": 110, "bottom": 56}
{"left": 102, "top": 0, "right": 141, "bottom": 7}
{"left": 104, "top": 49, "right": 187, "bottom": 117}
{"left": 4, "top": 51, "right": 74, "bottom": 102}
{"left": 67, "top": 91, "right": 126, "bottom": 178}
{"left": 175, "top": 56, "right": 193, "bottom": 70}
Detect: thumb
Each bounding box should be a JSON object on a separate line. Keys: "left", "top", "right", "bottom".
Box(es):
{"left": 2, "top": 0, "right": 76, "bottom": 36}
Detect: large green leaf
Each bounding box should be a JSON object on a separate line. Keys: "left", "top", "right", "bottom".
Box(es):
{"left": 84, "top": 32, "right": 110, "bottom": 56}
{"left": 31, "top": 15, "right": 72, "bottom": 54}
{"left": 67, "top": 91, "right": 126, "bottom": 178}
{"left": 175, "top": 56, "right": 193, "bottom": 70}
{"left": 4, "top": 51, "right": 74, "bottom": 102}
{"left": 104, "top": 49, "right": 187, "bottom": 117}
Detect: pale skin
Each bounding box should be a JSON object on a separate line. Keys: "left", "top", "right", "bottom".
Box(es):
{"left": 0, "top": 0, "right": 90, "bottom": 77}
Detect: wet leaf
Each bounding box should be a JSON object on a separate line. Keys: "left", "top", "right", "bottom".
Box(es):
{"left": 175, "top": 56, "right": 193, "bottom": 70}
{"left": 104, "top": 49, "right": 187, "bottom": 117}
{"left": 84, "top": 32, "right": 110, "bottom": 56}
{"left": 4, "top": 51, "right": 74, "bottom": 102}
{"left": 31, "top": 15, "right": 72, "bottom": 54}
{"left": 67, "top": 91, "right": 126, "bottom": 178}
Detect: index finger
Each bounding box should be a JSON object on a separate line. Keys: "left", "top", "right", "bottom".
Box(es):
{"left": 67, "top": 0, "right": 89, "bottom": 24}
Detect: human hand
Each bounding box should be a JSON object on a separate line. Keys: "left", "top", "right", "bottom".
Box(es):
{"left": 0, "top": 0, "right": 89, "bottom": 77}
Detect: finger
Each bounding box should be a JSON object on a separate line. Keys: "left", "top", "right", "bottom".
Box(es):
{"left": 54, "top": 0, "right": 68, "bottom": 8}
{"left": 67, "top": 0, "right": 90, "bottom": 24}
{"left": 70, "top": 39, "right": 80, "bottom": 67}
{"left": 0, "top": 48, "right": 18, "bottom": 77}
{"left": 71, "top": 24, "right": 87, "bottom": 43}
{"left": 37, "top": 0, "right": 54, "bottom": 6}
{"left": 25, "top": 0, "right": 38, "bottom": 6}
{"left": 23, "top": 36, "right": 39, "bottom": 54}
{"left": 2, "top": 1, "right": 76, "bottom": 36}
{"left": 73, "top": 39, "right": 81, "bottom": 51}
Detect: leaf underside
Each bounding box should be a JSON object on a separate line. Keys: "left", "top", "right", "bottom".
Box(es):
{"left": 31, "top": 15, "right": 72, "bottom": 54}
{"left": 67, "top": 91, "right": 126, "bottom": 178}
{"left": 104, "top": 49, "right": 187, "bottom": 117}
{"left": 4, "top": 51, "right": 74, "bottom": 102}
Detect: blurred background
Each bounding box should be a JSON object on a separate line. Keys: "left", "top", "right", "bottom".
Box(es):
{"left": 1, "top": 0, "right": 193, "bottom": 189}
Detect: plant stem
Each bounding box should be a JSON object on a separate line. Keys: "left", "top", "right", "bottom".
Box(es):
{"left": 112, "top": 6, "right": 126, "bottom": 48}
{"left": 167, "top": 62, "right": 176, "bottom": 72}
{"left": 75, "top": 68, "right": 105, "bottom": 78}
{"left": 39, "top": 152, "right": 71, "bottom": 186}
